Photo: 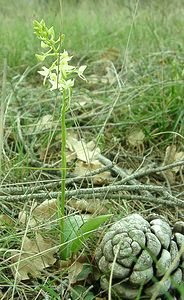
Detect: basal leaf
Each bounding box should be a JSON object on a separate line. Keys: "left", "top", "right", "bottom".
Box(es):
{"left": 69, "top": 214, "right": 112, "bottom": 255}
{"left": 63, "top": 214, "right": 89, "bottom": 259}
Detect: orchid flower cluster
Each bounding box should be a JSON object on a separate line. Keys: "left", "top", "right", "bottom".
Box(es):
{"left": 33, "top": 20, "right": 86, "bottom": 95}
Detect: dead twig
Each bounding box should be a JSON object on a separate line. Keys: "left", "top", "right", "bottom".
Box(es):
{"left": 0, "top": 183, "right": 183, "bottom": 206}
{"left": 0, "top": 164, "right": 112, "bottom": 195}
{"left": 99, "top": 154, "right": 184, "bottom": 185}
{"left": 99, "top": 154, "right": 135, "bottom": 184}
{"left": 118, "top": 160, "right": 184, "bottom": 184}
{"left": 99, "top": 154, "right": 152, "bottom": 198}
{"left": 68, "top": 193, "right": 183, "bottom": 208}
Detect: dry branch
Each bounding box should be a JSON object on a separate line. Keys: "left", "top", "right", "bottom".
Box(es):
{"left": 99, "top": 154, "right": 184, "bottom": 185}
{"left": 0, "top": 155, "right": 183, "bottom": 211}
{"left": 0, "top": 183, "right": 183, "bottom": 208}
{"left": 0, "top": 164, "right": 112, "bottom": 195}
{"left": 118, "top": 160, "right": 184, "bottom": 184}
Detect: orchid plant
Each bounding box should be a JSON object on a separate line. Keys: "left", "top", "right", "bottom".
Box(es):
{"left": 33, "top": 20, "right": 111, "bottom": 260}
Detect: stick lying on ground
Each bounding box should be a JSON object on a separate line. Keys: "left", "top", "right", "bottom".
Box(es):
{"left": 0, "top": 155, "right": 183, "bottom": 209}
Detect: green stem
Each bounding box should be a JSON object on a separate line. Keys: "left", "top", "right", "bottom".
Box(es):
{"left": 60, "top": 88, "right": 67, "bottom": 258}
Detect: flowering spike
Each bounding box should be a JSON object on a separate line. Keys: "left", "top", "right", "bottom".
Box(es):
{"left": 33, "top": 20, "right": 86, "bottom": 94}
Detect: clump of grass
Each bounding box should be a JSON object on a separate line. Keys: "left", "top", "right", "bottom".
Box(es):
{"left": 1, "top": 0, "right": 184, "bottom": 68}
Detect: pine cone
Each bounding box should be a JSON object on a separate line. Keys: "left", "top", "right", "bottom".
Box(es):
{"left": 95, "top": 214, "right": 184, "bottom": 299}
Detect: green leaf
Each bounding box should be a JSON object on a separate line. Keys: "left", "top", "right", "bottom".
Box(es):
{"left": 76, "top": 263, "right": 92, "bottom": 281}
{"left": 62, "top": 214, "right": 111, "bottom": 259}
{"left": 71, "top": 285, "right": 95, "bottom": 300}
{"left": 84, "top": 293, "right": 95, "bottom": 300}
{"left": 63, "top": 214, "right": 89, "bottom": 259}
{"left": 64, "top": 215, "right": 89, "bottom": 242}
{"left": 70, "top": 214, "right": 112, "bottom": 255}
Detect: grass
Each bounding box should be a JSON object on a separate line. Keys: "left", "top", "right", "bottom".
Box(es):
{"left": 0, "top": 0, "right": 184, "bottom": 299}
{"left": 1, "top": 0, "right": 183, "bottom": 147}
{"left": 0, "top": 0, "right": 184, "bottom": 67}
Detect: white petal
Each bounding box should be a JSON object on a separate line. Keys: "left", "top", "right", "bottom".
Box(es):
{"left": 78, "top": 65, "right": 87, "bottom": 80}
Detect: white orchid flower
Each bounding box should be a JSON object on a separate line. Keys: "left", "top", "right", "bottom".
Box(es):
{"left": 49, "top": 72, "right": 58, "bottom": 91}
{"left": 63, "top": 79, "right": 75, "bottom": 90}
{"left": 38, "top": 66, "right": 50, "bottom": 84}
{"left": 78, "top": 65, "right": 87, "bottom": 80}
